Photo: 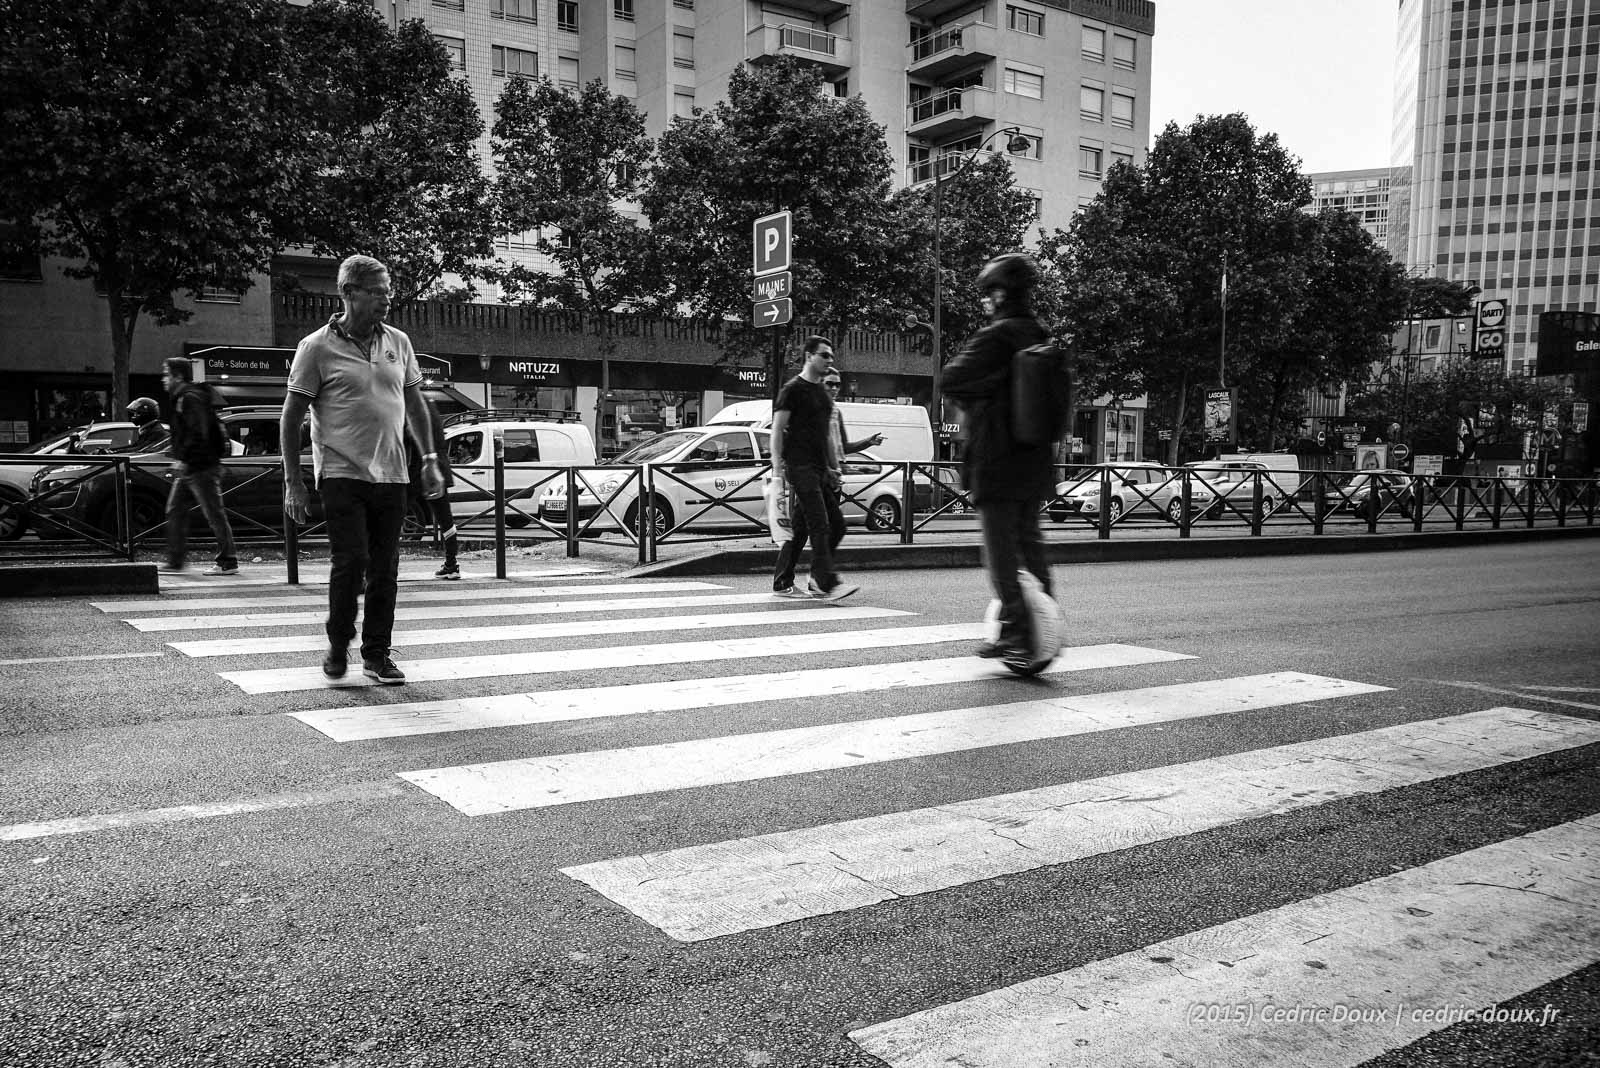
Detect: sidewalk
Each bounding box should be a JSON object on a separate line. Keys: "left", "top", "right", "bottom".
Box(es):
{"left": 5, "top": 516, "right": 1596, "bottom": 597}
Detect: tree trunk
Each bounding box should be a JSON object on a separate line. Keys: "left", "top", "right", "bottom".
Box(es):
{"left": 1168, "top": 370, "right": 1188, "bottom": 466}
{"left": 106, "top": 290, "right": 136, "bottom": 413}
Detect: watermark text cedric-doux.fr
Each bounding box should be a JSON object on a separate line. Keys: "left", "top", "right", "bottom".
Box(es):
{"left": 1187, "top": 1002, "right": 1562, "bottom": 1028}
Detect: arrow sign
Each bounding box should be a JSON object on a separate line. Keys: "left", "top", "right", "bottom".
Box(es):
{"left": 753, "top": 298, "right": 792, "bottom": 328}
{"left": 753, "top": 271, "right": 792, "bottom": 301}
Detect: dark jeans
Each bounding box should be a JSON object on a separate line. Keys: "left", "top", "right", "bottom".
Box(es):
{"left": 428, "top": 496, "right": 457, "bottom": 563}
{"left": 319, "top": 478, "right": 407, "bottom": 661}
{"left": 773, "top": 478, "right": 845, "bottom": 591}
{"left": 978, "top": 496, "right": 1051, "bottom": 649}
{"left": 165, "top": 464, "right": 236, "bottom": 569}
{"left": 776, "top": 464, "right": 846, "bottom": 593}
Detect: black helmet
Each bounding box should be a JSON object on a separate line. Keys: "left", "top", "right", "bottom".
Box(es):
{"left": 975, "top": 253, "right": 1039, "bottom": 297}
{"left": 127, "top": 397, "right": 160, "bottom": 426}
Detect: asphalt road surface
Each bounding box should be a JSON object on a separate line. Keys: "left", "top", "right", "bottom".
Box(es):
{"left": 2, "top": 541, "right": 1597, "bottom": 1068}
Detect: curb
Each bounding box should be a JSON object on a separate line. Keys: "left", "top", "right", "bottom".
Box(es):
{"left": 624, "top": 523, "right": 1600, "bottom": 577}
{"left": 0, "top": 562, "right": 158, "bottom": 598}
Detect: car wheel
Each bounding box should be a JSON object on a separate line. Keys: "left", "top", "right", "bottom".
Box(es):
{"left": 1165, "top": 498, "right": 1185, "bottom": 524}
{"left": 1107, "top": 498, "right": 1124, "bottom": 523}
{"left": 624, "top": 497, "right": 673, "bottom": 539}
{"left": 0, "top": 489, "right": 27, "bottom": 540}
{"left": 865, "top": 495, "right": 900, "bottom": 533}
{"left": 1261, "top": 495, "right": 1278, "bottom": 517}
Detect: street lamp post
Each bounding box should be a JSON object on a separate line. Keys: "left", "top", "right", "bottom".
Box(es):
{"left": 926, "top": 125, "right": 1033, "bottom": 455}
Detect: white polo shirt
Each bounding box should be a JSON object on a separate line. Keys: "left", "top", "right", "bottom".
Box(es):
{"left": 287, "top": 316, "right": 422, "bottom": 484}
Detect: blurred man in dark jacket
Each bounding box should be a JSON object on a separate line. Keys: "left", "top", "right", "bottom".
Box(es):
{"left": 406, "top": 399, "right": 459, "bottom": 579}
{"left": 939, "top": 254, "right": 1055, "bottom": 663}
{"left": 159, "top": 357, "right": 238, "bottom": 576}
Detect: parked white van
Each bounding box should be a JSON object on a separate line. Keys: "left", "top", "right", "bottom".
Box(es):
{"left": 706, "top": 399, "right": 935, "bottom": 464}
{"left": 442, "top": 410, "right": 597, "bottom": 525}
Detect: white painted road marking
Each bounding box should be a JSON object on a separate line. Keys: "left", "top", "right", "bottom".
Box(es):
{"left": 564, "top": 707, "right": 1599, "bottom": 941}
{"left": 151, "top": 565, "right": 602, "bottom": 589}
{"left": 0, "top": 651, "right": 166, "bottom": 666}
{"left": 1434, "top": 679, "right": 1600, "bottom": 713}
{"left": 849, "top": 813, "right": 1600, "bottom": 1068}
{"left": 170, "top": 606, "right": 913, "bottom": 657}
{"left": 402, "top": 672, "right": 1389, "bottom": 816}
{"left": 122, "top": 592, "right": 788, "bottom": 632}
{"left": 219, "top": 623, "right": 983, "bottom": 694}
{"left": 95, "top": 580, "right": 726, "bottom": 614}
{"left": 0, "top": 781, "right": 409, "bottom": 842}
{"left": 290, "top": 644, "right": 1197, "bottom": 742}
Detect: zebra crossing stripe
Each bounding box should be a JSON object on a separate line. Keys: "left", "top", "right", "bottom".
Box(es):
{"left": 149, "top": 565, "right": 603, "bottom": 589}
{"left": 122, "top": 592, "right": 789, "bottom": 633}
{"left": 401, "top": 672, "right": 1388, "bottom": 817}
{"left": 849, "top": 810, "right": 1600, "bottom": 1068}
{"left": 219, "top": 623, "right": 983, "bottom": 694}
{"left": 563, "top": 706, "right": 1600, "bottom": 942}
{"left": 96, "top": 580, "right": 727, "bottom": 615}
{"left": 290, "top": 645, "right": 1197, "bottom": 742}
{"left": 171, "top": 606, "right": 913, "bottom": 657}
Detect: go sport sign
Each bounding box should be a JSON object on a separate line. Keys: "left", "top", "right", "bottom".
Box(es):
{"left": 1473, "top": 298, "right": 1508, "bottom": 360}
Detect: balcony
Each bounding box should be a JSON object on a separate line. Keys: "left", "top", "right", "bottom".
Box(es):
{"left": 906, "top": 149, "right": 1002, "bottom": 187}
{"left": 907, "top": 20, "right": 997, "bottom": 79}
{"left": 746, "top": 23, "right": 853, "bottom": 75}
{"left": 905, "top": 0, "right": 985, "bottom": 19}
{"left": 775, "top": 0, "right": 850, "bottom": 15}
{"left": 906, "top": 85, "right": 995, "bottom": 139}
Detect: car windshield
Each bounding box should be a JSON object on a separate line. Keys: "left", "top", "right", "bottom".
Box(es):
{"left": 610, "top": 429, "right": 702, "bottom": 464}
{"left": 22, "top": 428, "right": 88, "bottom": 454}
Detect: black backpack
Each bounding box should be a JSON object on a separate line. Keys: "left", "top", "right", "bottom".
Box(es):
{"left": 1011, "top": 339, "right": 1074, "bottom": 447}
{"left": 189, "top": 382, "right": 228, "bottom": 462}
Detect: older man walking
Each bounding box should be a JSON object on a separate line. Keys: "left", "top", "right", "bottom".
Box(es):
{"left": 282, "top": 255, "right": 443, "bottom": 684}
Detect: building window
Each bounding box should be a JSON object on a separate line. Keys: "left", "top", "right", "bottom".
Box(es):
{"left": 832, "top": 78, "right": 849, "bottom": 97}
{"left": 1113, "top": 34, "right": 1137, "bottom": 70}
{"left": 673, "top": 92, "right": 695, "bottom": 119}
{"left": 1004, "top": 68, "right": 1044, "bottom": 99}
{"left": 435, "top": 34, "right": 465, "bottom": 71}
{"left": 558, "top": 0, "right": 577, "bottom": 32}
{"left": 1110, "top": 148, "right": 1134, "bottom": 171}
{"left": 614, "top": 44, "right": 635, "bottom": 79}
{"left": 492, "top": 45, "right": 538, "bottom": 79}
{"left": 673, "top": 32, "right": 694, "bottom": 69}
{"left": 559, "top": 55, "right": 579, "bottom": 90}
{"left": 1079, "top": 145, "right": 1103, "bottom": 179}
{"left": 613, "top": 0, "right": 633, "bottom": 22}
{"left": 1080, "top": 84, "right": 1104, "bottom": 121}
{"left": 673, "top": 0, "right": 694, "bottom": 7}
{"left": 1082, "top": 25, "right": 1105, "bottom": 61}
{"left": 197, "top": 287, "right": 242, "bottom": 304}
{"left": 1111, "top": 91, "right": 1135, "bottom": 129}
{"left": 1008, "top": 133, "right": 1042, "bottom": 159}
{"left": 491, "top": 0, "right": 536, "bottom": 24}
{"left": 1007, "top": 6, "right": 1044, "bottom": 36}
{"left": 430, "top": 0, "right": 463, "bottom": 9}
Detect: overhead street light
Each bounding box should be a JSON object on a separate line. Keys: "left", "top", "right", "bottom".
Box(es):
{"left": 925, "top": 125, "right": 1034, "bottom": 455}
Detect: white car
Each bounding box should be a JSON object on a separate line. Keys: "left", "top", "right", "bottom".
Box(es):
{"left": 537, "top": 426, "right": 911, "bottom": 537}
{"left": 441, "top": 412, "right": 597, "bottom": 527}
{"left": 1048, "top": 462, "right": 1215, "bottom": 524}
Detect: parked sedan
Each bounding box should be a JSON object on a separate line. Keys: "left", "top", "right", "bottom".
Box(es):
{"left": 1047, "top": 462, "right": 1215, "bottom": 524}
{"left": 1323, "top": 469, "right": 1418, "bottom": 518}
{"left": 0, "top": 422, "right": 168, "bottom": 540}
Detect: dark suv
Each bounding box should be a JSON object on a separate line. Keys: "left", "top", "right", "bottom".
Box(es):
{"left": 30, "top": 406, "right": 431, "bottom": 542}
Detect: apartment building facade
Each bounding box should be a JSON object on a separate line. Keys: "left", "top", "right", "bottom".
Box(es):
{"left": 1391, "top": 0, "right": 1599, "bottom": 376}
{"left": 1308, "top": 167, "right": 1396, "bottom": 247}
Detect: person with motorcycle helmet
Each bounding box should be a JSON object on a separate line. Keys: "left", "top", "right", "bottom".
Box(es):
{"left": 938, "top": 253, "right": 1057, "bottom": 668}
{"left": 125, "top": 396, "right": 169, "bottom": 454}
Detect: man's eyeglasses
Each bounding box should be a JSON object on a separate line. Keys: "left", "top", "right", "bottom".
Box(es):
{"left": 823, "top": 381, "right": 841, "bottom": 390}
{"left": 354, "top": 285, "right": 392, "bottom": 298}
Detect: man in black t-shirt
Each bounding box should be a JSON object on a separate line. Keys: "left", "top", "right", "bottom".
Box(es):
{"left": 770, "top": 336, "right": 858, "bottom": 602}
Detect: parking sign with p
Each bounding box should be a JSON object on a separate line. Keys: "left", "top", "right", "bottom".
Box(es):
{"left": 753, "top": 210, "right": 791, "bottom": 277}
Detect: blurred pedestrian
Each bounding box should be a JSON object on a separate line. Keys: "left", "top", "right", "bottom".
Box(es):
{"left": 770, "top": 336, "right": 858, "bottom": 602}
{"left": 158, "top": 358, "right": 238, "bottom": 576}
{"left": 940, "top": 253, "right": 1055, "bottom": 665}
{"left": 282, "top": 255, "right": 443, "bottom": 685}
{"left": 406, "top": 398, "right": 459, "bottom": 580}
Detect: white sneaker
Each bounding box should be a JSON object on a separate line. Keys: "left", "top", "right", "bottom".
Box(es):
{"left": 202, "top": 564, "right": 239, "bottom": 576}
{"left": 772, "top": 586, "right": 813, "bottom": 599}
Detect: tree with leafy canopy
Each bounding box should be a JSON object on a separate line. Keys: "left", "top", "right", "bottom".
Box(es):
{"left": 1346, "top": 358, "right": 1566, "bottom": 455}
{"left": 277, "top": 1, "right": 493, "bottom": 305}
{"left": 1402, "top": 275, "right": 1481, "bottom": 319}
{"left": 1040, "top": 114, "right": 1408, "bottom": 462}
{"left": 490, "top": 77, "right": 653, "bottom": 313}
{"left": 641, "top": 59, "right": 901, "bottom": 380}
{"left": 0, "top": 0, "right": 309, "bottom": 410}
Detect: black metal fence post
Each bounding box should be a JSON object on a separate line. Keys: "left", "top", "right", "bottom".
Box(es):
{"left": 1250, "top": 472, "right": 1264, "bottom": 537}
{"left": 565, "top": 465, "right": 579, "bottom": 557}
{"left": 1179, "top": 469, "right": 1192, "bottom": 539}
{"left": 1097, "top": 468, "right": 1111, "bottom": 540}
{"left": 493, "top": 430, "right": 507, "bottom": 580}
{"left": 900, "top": 461, "right": 914, "bottom": 545}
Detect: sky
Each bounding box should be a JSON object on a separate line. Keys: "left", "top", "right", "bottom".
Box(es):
{"left": 1149, "top": 0, "right": 1400, "bottom": 175}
